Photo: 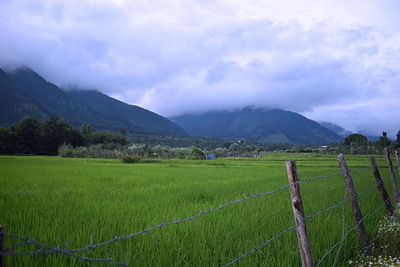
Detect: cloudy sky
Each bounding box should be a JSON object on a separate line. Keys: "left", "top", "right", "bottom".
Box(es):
{"left": 1, "top": 0, "right": 399, "bottom": 137}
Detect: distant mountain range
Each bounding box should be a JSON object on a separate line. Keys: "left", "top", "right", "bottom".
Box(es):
{"left": 319, "top": 122, "right": 352, "bottom": 137}
{"left": 0, "top": 67, "right": 186, "bottom": 136}
{"left": 170, "top": 107, "right": 343, "bottom": 144}
{"left": 1, "top": 66, "right": 347, "bottom": 144}
{"left": 320, "top": 121, "right": 381, "bottom": 142}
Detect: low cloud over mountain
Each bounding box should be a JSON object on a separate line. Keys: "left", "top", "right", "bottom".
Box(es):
{"left": 1, "top": 1, "right": 399, "bottom": 137}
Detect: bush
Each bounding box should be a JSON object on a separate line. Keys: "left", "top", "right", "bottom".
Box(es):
{"left": 121, "top": 155, "right": 142, "bottom": 163}
{"left": 58, "top": 143, "right": 125, "bottom": 159}
{"left": 58, "top": 143, "right": 74, "bottom": 157}
{"left": 87, "top": 144, "right": 123, "bottom": 158}
{"left": 190, "top": 146, "right": 205, "bottom": 160}
{"left": 72, "top": 146, "right": 88, "bottom": 158}
{"left": 350, "top": 204, "right": 400, "bottom": 266}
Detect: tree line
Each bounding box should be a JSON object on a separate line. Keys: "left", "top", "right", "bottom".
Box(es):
{"left": 1, "top": 116, "right": 399, "bottom": 158}
{"left": 0, "top": 116, "right": 127, "bottom": 155}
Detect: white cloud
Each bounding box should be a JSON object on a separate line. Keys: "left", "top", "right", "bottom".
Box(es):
{"left": 0, "top": 0, "right": 399, "bottom": 137}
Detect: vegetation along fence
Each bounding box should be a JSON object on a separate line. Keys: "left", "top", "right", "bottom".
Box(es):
{"left": 1, "top": 148, "right": 400, "bottom": 266}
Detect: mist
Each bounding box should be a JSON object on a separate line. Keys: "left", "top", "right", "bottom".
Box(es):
{"left": 1, "top": 0, "right": 399, "bottom": 137}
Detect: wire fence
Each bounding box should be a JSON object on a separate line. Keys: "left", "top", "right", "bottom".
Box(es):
{"left": 0, "top": 153, "right": 398, "bottom": 266}
{"left": 223, "top": 177, "right": 379, "bottom": 267}
{"left": 315, "top": 196, "right": 393, "bottom": 266}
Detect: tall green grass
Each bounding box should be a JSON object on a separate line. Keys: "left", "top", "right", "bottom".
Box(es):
{"left": 0, "top": 154, "right": 393, "bottom": 266}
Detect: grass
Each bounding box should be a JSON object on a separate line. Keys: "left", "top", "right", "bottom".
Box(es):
{"left": 0, "top": 153, "right": 395, "bottom": 266}
{"left": 351, "top": 203, "right": 400, "bottom": 266}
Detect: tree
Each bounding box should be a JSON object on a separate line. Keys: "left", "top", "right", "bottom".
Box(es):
{"left": 229, "top": 143, "right": 240, "bottom": 153}
{"left": 14, "top": 116, "right": 42, "bottom": 154}
{"left": 80, "top": 123, "right": 93, "bottom": 143}
{"left": 0, "top": 127, "right": 16, "bottom": 154}
{"left": 190, "top": 146, "right": 205, "bottom": 160}
{"left": 42, "top": 118, "right": 85, "bottom": 155}
{"left": 344, "top": 133, "right": 368, "bottom": 146}
{"left": 222, "top": 141, "right": 233, "bottom": 149}
{"left": 91, "top": 131, "right": 128, "bottom": 146}
{"left": 379, "top": 131, "right": 391, "bottom": 148}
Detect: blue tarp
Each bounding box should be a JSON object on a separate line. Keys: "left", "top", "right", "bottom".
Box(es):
{"left": 205, "top": 153, "right": 216, "bottom": 160}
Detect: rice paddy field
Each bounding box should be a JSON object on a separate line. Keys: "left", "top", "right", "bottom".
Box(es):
{"left": 0, "top": 153, "right": 395, "bottom": 266}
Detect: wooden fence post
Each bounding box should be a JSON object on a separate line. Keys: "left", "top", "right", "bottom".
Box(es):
{"left": 370, "top": 157, "right": 394, "bottom": 216}
{"left": 384, "top": 148, "right": 399, "bottom": 202}
{"left": 395, "top": 151, "right": 400, "bottom": 178}
{"left": 286, "top": 160, "right": 314, "bottom": 267}
{"left": 0, "top": 225, "right": 4, "bottom": 267}
{"left": 337, "top": 154, "right": 371, "bottom": 255}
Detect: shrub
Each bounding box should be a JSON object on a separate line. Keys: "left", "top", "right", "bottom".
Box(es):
{"left": 121, "top": 155, "right": 142, "bottom": 163}
{"left": 58, "top": 143, "right": 74, "bottom": 157}
{"left": 190, "top": 146, "right": 205, "bottom": 160}
{"left": 350, "top": 204, "right": 400, "bottom": 266}
{"left": 72, "top": 146, "right": 88, "bottom": 158}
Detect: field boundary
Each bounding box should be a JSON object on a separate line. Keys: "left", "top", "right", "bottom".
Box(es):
{"left": 1, "top": 148, "right": 399, "bottom": 266}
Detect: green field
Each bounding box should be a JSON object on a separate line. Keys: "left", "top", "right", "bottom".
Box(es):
{"left": 0, "top": 154, "right": 395, "bottom": 266}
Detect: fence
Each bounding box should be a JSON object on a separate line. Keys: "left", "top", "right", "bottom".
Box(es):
{"left": 0, "top": 148, "right": 399, "bottom": 266}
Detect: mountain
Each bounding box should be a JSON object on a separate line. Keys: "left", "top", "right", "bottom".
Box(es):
{"left": 170, "top": 107, "right": 343, "bottom": 144}
{"left": 0, "top": 67, "right": 186, "bottom": 136}
{"left": 319, "top": 122, "right": 351, "bottom": 138}
{"left": 66, "top": 89, "right": 185, "bottom": 136}
{"left": 359, "top": 131, "right": 381, "bottom": 142}
{"left": 319, "top": 122, "right": 383, "bottom": 142}
{"left": 0, "top": 69, "right": 50, "bottom": 126}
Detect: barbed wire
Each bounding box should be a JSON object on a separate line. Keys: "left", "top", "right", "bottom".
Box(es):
{"left": 306, "top": 183, "right": 376, "bottom": 221}
{"left": 1, "top": 170, "right": 344, "bottom": 260}
{"left": 0, "top": 166, "right": 381, "bottom": 266}
{"left": 65, "top": 171, "right": 346, "bottom": 255}
{"left": 349, "top": 166, "right": 373, "bottom": 175}
{"left": 223, "top": 182, "right": 377, "bottom": 266}
{"left": 350, "top": 231, "right": 385, "bottom": 266}
{"left": 222, "top": 224, "right": 297, "bottom": 267}
{"left": 333, "top": 191, "right": 348, "bottom": 267}
{"left": 0, "top": 183, "right": 291, "bottom": 263}
{"left": 350, "top": 202, "right": 399, "bottom": 266}
{"left": 315, "top": 198, "right": 389, "bottom": 266}
{"left": 299, "top": 171, "right": 342, "bottom": 183}
{"left": 1, "top": 232, "right": 128, "bottom": 266}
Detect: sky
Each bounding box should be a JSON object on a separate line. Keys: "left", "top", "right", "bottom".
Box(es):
{"left": 0, "top": 0, "right": 399, "bottom": 137}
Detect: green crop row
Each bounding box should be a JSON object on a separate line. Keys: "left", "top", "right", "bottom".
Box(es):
{"left": 0, "top": 154, "right": 394, "bottom": 266}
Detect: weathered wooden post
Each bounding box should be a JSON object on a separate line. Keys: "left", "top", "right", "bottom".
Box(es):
{"left": 286, "top": 160, "right": 314, "bottom": 267}
{"left": 384, "top": 148, "right": 399, "bottom": 202}
{"left": 370, "top": 157, "right": 394, "bottom": 216}
{"left": 337, "top": 154, "right": 371, "bottom": 255}
{"left": 0, "top": 225, "right": 4, "bottom": 267}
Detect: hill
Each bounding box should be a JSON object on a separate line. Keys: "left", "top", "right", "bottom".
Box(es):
{"left": 0, "top": 67, "right": 186, "bottom": 136}
{"left": 0, "top": 69, "right": 50, "bottom": 125}
{"left": 319, "top": 122, "right": 352, "bottom": 138}
{"left": 170, "top": 107, "right": 343, "bottom": 144}
{"left": 66, "top": 89, "right": 185, "bottom": 136}
{"left": 319, "top": 122, "right": 383, "bottom": 142}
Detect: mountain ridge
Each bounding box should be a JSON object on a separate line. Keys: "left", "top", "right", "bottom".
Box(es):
{"left": 66, "top": 89, "right": 186, "bottom": 136}
{"left": 170, "top": 107, "right": 343, "bottom": 144}
{"left": 0, "top": 67, "right": 187, "bottom": 136}
{"left": 1, "top": 66, "right": 344, "bottom": 144}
